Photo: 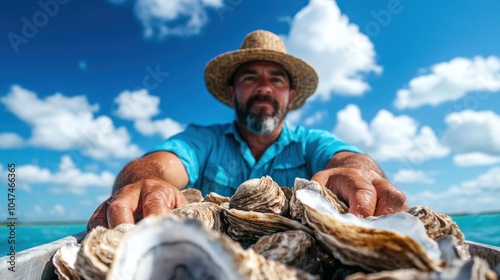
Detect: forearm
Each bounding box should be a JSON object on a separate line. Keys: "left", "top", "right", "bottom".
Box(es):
{"left": 325, "top": 151, "right": 387, "bottom": 179}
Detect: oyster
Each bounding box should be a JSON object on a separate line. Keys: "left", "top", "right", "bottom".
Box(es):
{"left": 296, "top": 189, "right": 442, "bottom": 271}
{"left": 181, "top": 188, "right": 203, "bottom": 203}
{"left": 53, "top": 242, "right": 81, "bottom": 280}
{"left": 290, "top": 178, "right": 348, "bottom": 224}
{"left": 249, "top": 230, "right": 322, "bottom": 275}
{"left": 224, "top": 208, "right": 313, "bottom": 247}
{"left": 75, "top": 224, "right": 134, "bottom": 280}
{"left": 107, "top": 215, "right": 318, "bottom": 280}
{"left": 229, "top": 176, "right": 288, "bottom": 215}
{"left": 346, "top": 256, "right": 498, "bottom": 280}
{"left": 172, "top": 202, "right": 224, "bottom": 233}
{"left": 203, "top": 192, "right": 231, "bottom": 205}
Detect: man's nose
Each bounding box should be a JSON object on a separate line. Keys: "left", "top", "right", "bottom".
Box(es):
{"left": 256, "top": 78, "right": 272, "bottom": 95}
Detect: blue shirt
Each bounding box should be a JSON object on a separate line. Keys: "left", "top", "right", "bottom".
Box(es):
{"left": 149, "top": 122, "right": 362, "bottom": 197}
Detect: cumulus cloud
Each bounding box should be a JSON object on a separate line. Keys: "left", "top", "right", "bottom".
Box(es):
{"left": 392, "top": 169, "right": 435, "bottom": 184}
{"left": 114, "top": 89, "right": 184, "bottom": 139}
{"left": 109, "top": 0, "right": 223, "bottom": 39}
{"left": 50, "top": 204, "right": 66, "bottom": 216}
{"left": 333, "top": 104, "right": 449, "bottom": 161}
{"left": 0, "top": 155, "right": 115, "bottom": 195}
{"left": 409, "top": 166, "right": 500, "bottom": 214}
{"left": 284, "top": 0, "right": 381, "bottom": 101}
{"left": 0, "top": 133, "right": 25, "bottom": 148}
{"left": 394, "top": 56, "right": 500, "bottom": 109}
{"left": 442, "top": 110, "right": 500, "bottom": 166}
{"left": 0, "top": 85, "right": 142, "bottom": 160}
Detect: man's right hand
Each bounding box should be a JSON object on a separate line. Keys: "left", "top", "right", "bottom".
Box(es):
{"left": 86, "top": 178, "right": 189, "bottom": 231}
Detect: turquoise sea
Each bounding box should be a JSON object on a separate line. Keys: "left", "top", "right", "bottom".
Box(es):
{"left": 1, "top": 213, "right": 499, "bottom": 256}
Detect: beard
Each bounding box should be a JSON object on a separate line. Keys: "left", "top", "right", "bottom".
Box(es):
{"left": 234, "top": 94, "right": 287, "bottom": 135}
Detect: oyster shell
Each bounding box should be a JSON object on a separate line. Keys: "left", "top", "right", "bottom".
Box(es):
{"left": 346, "top": 256, "right": 498, "bottom": 280}
{"left": 290, "top": 178, "right": 348, "bottom": 224}
{"left": 229, "top": 176, "right": 288, "bottom": 215}
{"left": 172, "top": 202, "right": 224, "bottom": 233}
{"left": 75, "top": 224, "right": 134, "bottom": 280}
{"left": 224, "top": 208, "right": 314, "bottom": 247}
{"left": 181, "top": 188, "right": 203, "bottom": 203}
{"left": 296, "top": 189, "right": 442, "bottom": 271}
{"left": 107, "top": 214, "right": 318, "bottom": 280}
{"left": 53, "top": 242, "right": 81, "bottom": 280}
{"left": 203, "top": 192, "right": 231, "bottom": 205}
{"left": 249, "top": 230, "right": 322, "bottom": 275}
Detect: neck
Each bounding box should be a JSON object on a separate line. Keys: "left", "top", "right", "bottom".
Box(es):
{"left": 235, "top": 121, "right": 284, "bottom": 161}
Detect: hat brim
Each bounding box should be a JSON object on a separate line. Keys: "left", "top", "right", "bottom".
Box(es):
{"left": 204, "top": 48, "right": 318, "bottom": 110}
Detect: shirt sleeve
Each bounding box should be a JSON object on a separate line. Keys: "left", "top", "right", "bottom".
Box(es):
{"left": 146, "top": 124, "right": 216, "bottom": 188}
{"left": 305, "top": 129, "right": 363, "bottom": 174}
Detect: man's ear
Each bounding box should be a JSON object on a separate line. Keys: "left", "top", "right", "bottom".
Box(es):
{"left": 288, "top": 89, "right": 296, "bottom": 109}
{"left": 227, "top": 86, "right": 235, "bottom": 103}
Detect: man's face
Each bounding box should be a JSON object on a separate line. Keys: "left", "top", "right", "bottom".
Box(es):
{"left": 229, "top": 61, "right": 296, "bottom": 135}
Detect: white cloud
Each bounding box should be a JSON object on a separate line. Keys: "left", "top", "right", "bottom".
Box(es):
{"left": 394, "top": 56, "right": 500, "bottom": 109}
{"left": 112, "top": 0, "right": 223, "bottom": 39}
{"left": 333, "top": 104, "right": 449, "bottom": 161}
{"left": 284, "top": 0, "right": 381, "bottom": 101}
{"left": 409, "top": 166, "right": 500, "bottom": 214}
{"left": 0, "top": 155, "right": 115, "bottom": 195}
{"left": 0, "top": 85, "right": 142, "bottom": 160}
{"left": 443, "top": 110, "right": 500, "bottom": 166}
{"left": 392, "top": 169, "right": 435, "bottom": 184}
{"left": 285, "top": 110, "right": 304, "bottom": 127}
{"left": 114, "top": 89, "right": 159, "bottom": 120}
{"left": 114, "top": 89, "right": 184, "bottom": 139}
{"left": 50, "top": 204, "right": 66, "bottom": 216}
{"left": 304, "top": 111, "right": 327, "bottom": 126}
{"left": 453, "top": 153, "right": 500, "bottom": 167}
{"left": 0, "top": 133, "right": 25, "bottom": 148}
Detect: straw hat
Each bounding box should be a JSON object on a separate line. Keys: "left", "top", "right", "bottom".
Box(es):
{"left": 204, "top": 30, "right": 318, "bottom": 110}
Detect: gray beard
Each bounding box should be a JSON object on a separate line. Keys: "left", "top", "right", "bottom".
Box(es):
{"left": 235, "top": 99, "right": 283, "bottom": 135}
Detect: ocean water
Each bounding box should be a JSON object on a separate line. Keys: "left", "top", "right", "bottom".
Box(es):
{"left": 1, "top": 213, "right": 499, "bottom": 256}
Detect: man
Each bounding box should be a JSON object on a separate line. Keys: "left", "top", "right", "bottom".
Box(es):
{"left": 88, "top": 30, "right": 408, "bottom": 230}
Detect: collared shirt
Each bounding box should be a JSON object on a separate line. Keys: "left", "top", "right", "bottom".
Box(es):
{"left": 148, "top": 122, "right": 362, "bottom": 197}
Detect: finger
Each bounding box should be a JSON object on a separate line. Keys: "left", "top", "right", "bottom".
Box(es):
{"left": 346, "top": 187, "right": 377, "bottom": 217}
{"left": 142, "top": 189, "right": 170, "bottom": 217}
{"left": 310, "top": 170, "right": 330, "bottom": 186}
{"left": 373, "top": 178, "right": 409, "bottom": 216}
{"left": 87, "top": 198, "right": 110, "bottom": 232}
{"left": 107, "top": 187, "right": 141, "bottom": 228}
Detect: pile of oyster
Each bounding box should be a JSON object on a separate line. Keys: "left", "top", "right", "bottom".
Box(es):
{"left": 53, "top": 176, "right": 498, "bottom": 280}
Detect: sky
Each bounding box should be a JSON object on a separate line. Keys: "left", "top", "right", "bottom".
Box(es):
{"left": 1, "top": 0, "right": 500, "bottom": 222}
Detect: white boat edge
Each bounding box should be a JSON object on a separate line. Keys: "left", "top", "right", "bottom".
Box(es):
{"left": 0, "top": 232, "right": 499, "bottom": 280}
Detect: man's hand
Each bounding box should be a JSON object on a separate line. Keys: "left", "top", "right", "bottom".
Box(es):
{"left": 312, "top": 152, "right": 408, "bottom": 217}
{"left": 87, "top": 178, "right": 189, "bottom": 231}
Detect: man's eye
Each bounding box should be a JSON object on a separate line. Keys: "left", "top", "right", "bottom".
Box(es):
{"left": 243, "top": 76, "right": 256, "bottom": 81}
{"left": 271, "top": 77, "right": 284, "bottom": 83}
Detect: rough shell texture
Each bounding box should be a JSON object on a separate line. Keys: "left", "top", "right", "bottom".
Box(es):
{"left": 407, "top": 206, "right": 465, "bottom": 244}
{"left": 107, "top": 214, "right": 318, "bottom": 280}
{"left": 203, "top": 192, "right": 231, "bottom": 205}
{"left": 249, "top": 230, "right": 322, "bottom": 275}
{"left": 172, "top": 202, "right": 224, "bottom": 233}
{"left": 75, "top": 227, "right": 125, "bottom": 280}
{"left": 53, "top": 242, "right": 81, "bottom": 280}
{"left": 230, "top": 176, "right": 288, "bottom": 215}
{"left": 346, "top": 256, "right": 498, "bottom": 280}
{"left": 407, "top": 205, "right": 469, "bottom": 258}
{"left": 296, "top": 189, "right": 441, "bottom": 272}
{"left": 224, "top": 208, "right": 314, "bottom": 247}
{"left": 290, "top": 178, "right": 347, "bottom": 224}
{"left": 182, "top": 188, "right": 203, "bottom": 203}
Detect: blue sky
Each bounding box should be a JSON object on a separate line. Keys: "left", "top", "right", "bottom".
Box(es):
{"left": 1, "top": 0, "right": 500, "bottom": 222}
